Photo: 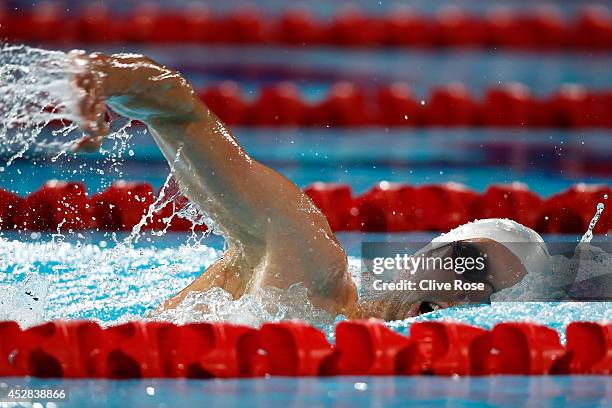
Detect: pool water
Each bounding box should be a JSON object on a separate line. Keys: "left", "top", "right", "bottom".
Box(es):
{"left": 3, "top": 128, "right": 611, "bottom": 196}
{"left": 1, "top": 11, "right": 611, "bottom": 406}
{"left": 1, "top": 226, "right": 611, "bottom": 330}
{"left": 2, "top": 375, "right": 610, "bottom": 408}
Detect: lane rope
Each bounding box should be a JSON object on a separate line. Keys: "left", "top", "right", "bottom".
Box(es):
{"left": 2, "top": 5, "right": 611, "bottom": 50}
{"left": 0, "top": 319, "right": 609, "bottom": 378}
{"left": 1, "top": 181, "right": 609, "bottom": 234}
{"left": 197, "top": 82, "right": 612, "bottom": 128}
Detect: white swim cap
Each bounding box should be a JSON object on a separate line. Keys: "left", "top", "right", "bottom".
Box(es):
{"left": 418, "top": 218, "right": 550, "bottom": 275}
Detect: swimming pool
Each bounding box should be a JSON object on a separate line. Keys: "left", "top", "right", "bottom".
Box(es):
{"left": 1, "top": 2, "right": 611, "bottom": 407}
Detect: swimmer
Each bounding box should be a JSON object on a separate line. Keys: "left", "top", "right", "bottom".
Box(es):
{"left": 70, "top": 52, "right": 550, "bottom": 320}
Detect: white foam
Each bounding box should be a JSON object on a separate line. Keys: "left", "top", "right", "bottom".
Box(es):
{"left": 0, "top": 273, "right": 49, "bottom": 327}
{"left": 152, "top": 284, "right": 333, "bottom": 328}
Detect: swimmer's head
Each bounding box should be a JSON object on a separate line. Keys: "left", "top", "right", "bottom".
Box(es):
{"left": 423, "top": 218, "right": 551, "bottom": 291}
{"left": 360, "top": 219, "right": 551, "bottom": 320}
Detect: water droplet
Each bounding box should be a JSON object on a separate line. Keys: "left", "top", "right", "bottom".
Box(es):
{"left": 354, "top": 382, "right": 368, "bottom": 391}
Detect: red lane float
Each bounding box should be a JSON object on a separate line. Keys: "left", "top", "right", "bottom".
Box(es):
{"left": 482, "top": 83, "right": 532, "bottom": 127}
{"left": 79, "top": 3, "right": 124, "bottom": 43}
{"left": 303, "top": 183, "right": 354, "bottom": 231}
{"left": 15, "top": 82, "right": 612, "bottom": 129}
{"left": 354, "top": 182, "right": 479, "bottom": 232}
{"left": 3, "top": 6, "right": 611, "bottom": 50}
{"left": 377, "top": 83, "right": 423, "bottom": 126}
{"left": 313, "top": 81, "right": 372, "bottom": 127}
{"left": 575, "top": 6, "right": 612, "bottom": 50}
{"left": 352, "top": 182, "right": 417, "bottom": 232}
{"left": 14, "top": 181, "right": 91, "bottom": 231}
{"left": 535, "top": 184, "right": 612, "bottom": 234}
{"left": 0, "top": 321, "right": 22, "bottom": 376}
{"left": 385, "top": 8, "right": 435, "bottom": 47}
{"left": 0, "top": 188, "right": 22, "bottom": 230}
{"left": 321, "top": 320, "right": 410, "bottom": 375}
{"left": 193, "top": 82, "right": 612, "bottom": 129}
{"left": 436, "top": 7, "right": 486, "bottom": 47}
{"left": 127, "top": 5, "right": 189, "bottom": 44}
{"left": 157, "top": 323, "right": 263, "bottom": 378}
{"left": 4, "top": 2, "right": 79, "bottom": 44}
{"left": 200, "top": 81, "right": 249, "bottom": 126}
{"left": 14, "top": 321, "right": 99, "bottom": 378}
{"left": 553, "top": 85, "right": 590, "bottom": 128}
{"left": 553, "top": 322, "right": 612, "bottom": 375}
{"left": 1, "top": 320, "right": 609, "bottom": 378}
{"left": 471, "top": 323, "right": 565, "bottom": 375}
{"left": 414, "top": 183, "right": 480, "bottom": 231}
{"left": 90, "top": 181, "right": 154, "bottom": 231}
{"left": 259, "top": 321, "right": 332, "bottom": 376}
{"left": 426, "top": 83, "right": 478, "bottom": 126}
{"left": 474, "top": 183, "right": 543, "bottom": 229}
{"left": 486, "top": 8, "right": 543, "bottom": 49}
{"left": 225, "top": 8, "right": 269, "bottom": 45}
{"left": 396, "top": 322, "right": 487, "bottom": 375}
{"left": 78, "top": 321, "right": 168, "bottom": 378}
{"left": 250, "top": 82, "right": 305, "bottom": 126}
{"left": 276, "top": 9, "right": 323, "bottom": 45}
{"left": 331, "top": 8, "right": 386, "bottom": 47}
{"left": 0, "top": 182, "right": 609, "bottom": 233}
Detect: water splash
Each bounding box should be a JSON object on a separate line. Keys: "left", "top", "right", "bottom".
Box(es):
{"left": 580, "top": 202, "right": 605, "bottom": 244}
{"left": 490, "top": 202, "right": 609, "bottom": 303}
{"left": 0, "top": 45, "right": 219, "bottom": 327}
{"left": 0, "top": 273, "right": 49, "bottom": 328}
{"left": 0, "top": 234, "right": 339, "bottom": 330}
{"left": 152, "top": 285, "right": 334, "bottom": 328}
{"left": 0, "top": 44, "right": 140, "bottom": 185}
{"left": 0, "top": 44, "right": 79, "bottom": 165}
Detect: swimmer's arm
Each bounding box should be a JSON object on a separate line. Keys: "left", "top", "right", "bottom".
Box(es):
{"left": 72, "top": 51, "right": 286, "bottom": 240}
{"left": 73, "top": 52, "right": 357, "bottom": 316}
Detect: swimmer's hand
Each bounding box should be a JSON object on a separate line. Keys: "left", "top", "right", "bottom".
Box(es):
{"left": 70, "top": 50, "right": 110, "bottom": 153}
{"left": 69, "top": 50, "right": 198, "bottom": 155}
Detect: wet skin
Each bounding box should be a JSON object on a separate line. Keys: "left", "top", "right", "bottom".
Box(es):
{"left": 70, "top": 52, "right": 526, "bottom": 320}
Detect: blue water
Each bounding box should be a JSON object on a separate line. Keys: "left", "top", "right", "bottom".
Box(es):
{"left": 1, "top": 18, "right": 611, "bottom": 407}
{"left": 3, "top": 128, "right": 611, "bottom": 196}
{"left": 1, "top": 376, "right": 610, "bottom": 408}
